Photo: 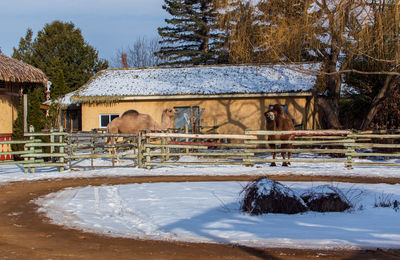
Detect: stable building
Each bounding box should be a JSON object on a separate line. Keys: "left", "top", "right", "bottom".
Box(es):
{"left": 69, "top": 64, "right": 321, "bottom": 134}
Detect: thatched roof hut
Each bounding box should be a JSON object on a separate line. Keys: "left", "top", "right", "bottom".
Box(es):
{"left": 0, "top": 54, "right": 48, "bottom": 136}
{"left": 0, "top": 53, "right": 47, "bottom": 85}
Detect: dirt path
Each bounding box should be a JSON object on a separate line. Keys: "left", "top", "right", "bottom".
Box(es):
{"left": 1, "top": 175, "right": 400, "bottom": 260}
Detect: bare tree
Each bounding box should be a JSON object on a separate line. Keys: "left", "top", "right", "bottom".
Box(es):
{"left": 356, "top": 1, "right": 400, "bottom": 130}
{"left": 111, "top": 37, "right": 164, "bottom": 68}
{"left": 217, "top": 0, "right": 400, "bottom": 129}
{"left": 215, "top": 0, "right": 264, "bottom": 64}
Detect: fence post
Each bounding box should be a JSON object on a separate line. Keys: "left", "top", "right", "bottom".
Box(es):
{"left": 166, "top": 129, "right": 170, "bottom": 161}
{"left": 244, "top": 129, "right": 254, "bottom": 167}
{"left": 111, "top": 136, "right": 115, "bottom": 167}
{"left": 23, "top": 135, "right": 29, "bottom": 174}
{"left": 50, "top": 128, "right": 55, "bottom": 162}
{"left": 161, "top": 134, "right": 165, "bottom": 163}
{"left": 29, "top": 125, "right": 35, "bottom": 173}
{"left": 185, "top": 124, "right": 189, "bottom": 154}
{"left": 68, "top": 132, "right": 72, "bottom": 170}
{"left": 137, "top": 132, "right": 143, "bottom": 168}
{"left": 145, "top": 135, "right": 151, "bottom": 169}
{"left": 59, "top": 126, "right": 65, "bottom": 172}
{"left": 345, "top": 133, "right": 355, "bottom": 170}
{"left": 91, "top": 135, "right": 95, "bottom": 168}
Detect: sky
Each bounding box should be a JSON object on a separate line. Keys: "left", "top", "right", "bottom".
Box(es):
{"left": 0, "top": 0, "right": 167, "bottom": 62}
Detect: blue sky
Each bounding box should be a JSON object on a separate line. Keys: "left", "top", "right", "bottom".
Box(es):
{"left": 0, "top": 0, "right": 167, "bottom": 62}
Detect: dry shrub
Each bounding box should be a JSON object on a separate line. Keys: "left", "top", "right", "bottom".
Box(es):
{"left": 240, "top": 178, "right": 307, "bottom": 215}
{"left": 374, "top": 193, "right": 399, "bottom": 212}
{"left": 301, "top": 185, "right": 351, "bottom": 212}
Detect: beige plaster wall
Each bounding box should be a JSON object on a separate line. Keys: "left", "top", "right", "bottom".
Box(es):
{"left": 0, "top": 94, "right": 18, "bottom": 134}
{"left": 81, "top": 96, "right": 317, "bottom": 134}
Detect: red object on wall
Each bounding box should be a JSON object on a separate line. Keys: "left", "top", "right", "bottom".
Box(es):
{"left": 0, "top": 134, "right": 13, "bottom": 160}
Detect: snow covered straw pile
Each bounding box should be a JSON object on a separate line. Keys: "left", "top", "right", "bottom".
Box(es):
{"left": 240, "top": 178, "right": 352, "bottom": 215}
{"left": 301, "top": 185, "right": 352, "bottom": 212}
{"left": 240, "top": 178, "right": 308, "bottom": 215}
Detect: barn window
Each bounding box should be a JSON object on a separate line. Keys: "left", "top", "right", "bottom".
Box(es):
{"left": 99, "top": 114, "right": 119, "bottom": 128}
{"left": 0, "top": 81, "right": 5, "bottom": 89}
{"left": 174, "top": 106, "right": 200, "bottom": 129}
{"left": 174, "top": 106, "right": 205, "bottom": 134}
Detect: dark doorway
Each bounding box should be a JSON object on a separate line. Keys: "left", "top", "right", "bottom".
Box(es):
{"left": 61, "top": 108, "right": 81, "bottom": 132}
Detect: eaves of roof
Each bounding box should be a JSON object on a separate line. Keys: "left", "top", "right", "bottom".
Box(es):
{"left": 72, "top": 91, "right": 313, "bottom": 104}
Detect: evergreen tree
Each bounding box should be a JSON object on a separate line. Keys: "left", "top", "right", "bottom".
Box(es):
{"left": 12, "top": 28, "right": 34, "bottom": 64}
{"left": 12, "top": 21, "right": 108, "bottom": 131}
{"left": 13, "top": 21, "right": 108, "bottom": 97}
{"left": 156, "top": 0, "right": 220, "bottom": 65}
{"left": 27, "top": 87, "right": 46, "bottom": 131}
{"left": 51, "top": 70, "right": 67, "bottom": 100}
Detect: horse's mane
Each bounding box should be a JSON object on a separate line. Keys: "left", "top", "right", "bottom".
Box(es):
{"left": 121, "top": 110, "right": 139, "bottom": 117}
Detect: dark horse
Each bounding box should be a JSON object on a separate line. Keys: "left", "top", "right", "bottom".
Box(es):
{"left": 264, "top": 104, "right": 295, "bottom": 166}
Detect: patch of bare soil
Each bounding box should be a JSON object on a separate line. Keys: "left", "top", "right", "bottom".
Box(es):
{"left": 1, "top": 175, "right": 400, "bottom": 259}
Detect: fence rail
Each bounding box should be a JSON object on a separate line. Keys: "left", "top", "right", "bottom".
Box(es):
{"left": 1, "top": 128, "right": 399, "bottom": 172}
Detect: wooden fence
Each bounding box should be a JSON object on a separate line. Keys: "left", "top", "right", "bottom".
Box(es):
{"left": 141, "top": 129, "right": 400, "bottom": 169}
{"left": 141, "top": 132, "right": 258, "bottom": 168}
{"left": 67, "top": 132, "right": 137, "bottom": 169}
{"left": 244, "top": 130, "right": 353, "bottom": 167}
{"left": 0, "top": 128, "right": 399, "bottom": 172}
{"left": 0, "top": 126, "right": 68, "bottom": 173}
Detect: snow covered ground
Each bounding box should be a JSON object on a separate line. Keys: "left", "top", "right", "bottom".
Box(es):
{"left": 1, "top": 155, "right": 400, "bottom": 184}
{"left": 1, "top": 156, "right": 400, "bottom": 250}
{"left": 34, "top": 181, "right": 400, "bottom": 250}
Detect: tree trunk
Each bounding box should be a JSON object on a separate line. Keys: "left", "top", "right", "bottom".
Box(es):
{"left": 317, "top": 58, "right": 343, "bottom": 129}
{"left": 360, "top": 75, "right": 398, "bottom": 130}
{"left": 317, "top": 97, "right": 342, "bottom": 129}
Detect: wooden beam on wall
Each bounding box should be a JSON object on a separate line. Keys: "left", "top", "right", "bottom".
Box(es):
{"left": 23, "top": 94, "right": 27, "bottom": 132}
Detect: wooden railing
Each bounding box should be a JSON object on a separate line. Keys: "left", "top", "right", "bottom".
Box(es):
{"left": 67, "top": 132, "right": 137, "bottom": 169}
{"left": 244, "top": 130, "right": 353, "bottom": 167}
{"left": 140, "top": 129, "right": 400, "bottom": 169}
{"left": 346, "top": 130, "right": 400, "bottom": 168}
{"left": 0, "top": 126, "right": 68, "bottom": 173}
{"left": 1, "top": 128, "right": 399, "bottom": 172}
{"left": 141, "top": 131, "right": 258, "bottom": 169}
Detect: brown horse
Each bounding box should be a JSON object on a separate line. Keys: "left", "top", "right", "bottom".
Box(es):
{"left": 264, "top": 104, "right": 295, "bottom": 166}
{"left": 107, "top": 108, "right": 178, "bottom": 162}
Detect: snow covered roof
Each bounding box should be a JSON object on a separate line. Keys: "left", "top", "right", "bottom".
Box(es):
{"left": 43, "top": 90, "right": 80, "bottom": 108}
{"left": 72, "top": 63, "right": 320, "bottom": 103}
